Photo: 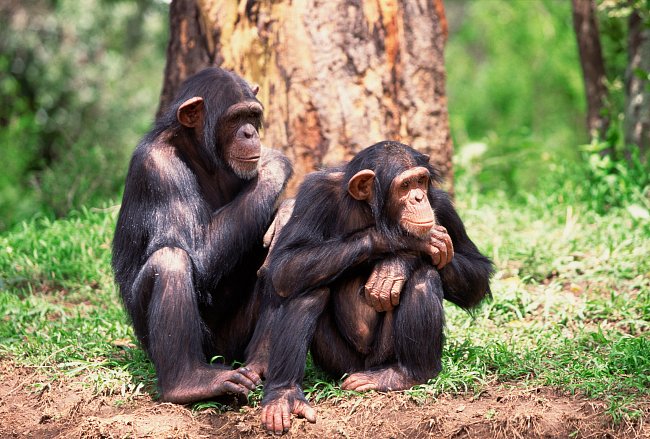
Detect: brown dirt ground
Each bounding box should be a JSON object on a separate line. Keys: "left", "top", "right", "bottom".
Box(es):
{"left": 1, "top": 361, "right": 647, "bottom": 439}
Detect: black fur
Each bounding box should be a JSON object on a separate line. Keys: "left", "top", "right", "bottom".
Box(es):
{"left": 112, "top": 67, "right": 292, "bottom": 403}
{"left": 254, "top": 141, "right": 492, "bottom": 414}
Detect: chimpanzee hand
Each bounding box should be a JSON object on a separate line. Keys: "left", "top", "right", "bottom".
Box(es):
{"left": 258, "top": 198, "right": 295, "bottom": 277}
{"left": 425, "top": 225, "right": 454, "bottom": 269}
{"left": 263, "top": 198, "right": 295, "bottom": 249}
{"left": 365, "top": 257, "right": 409, "bottom": 312}
{"left": 258, "top": 147, "right": 293, "bottom": 192}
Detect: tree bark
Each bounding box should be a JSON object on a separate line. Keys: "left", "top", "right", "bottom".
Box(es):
{"left": 624, "top": 10, "right": 650, "bottom": 158}
{"left": 571, "top": 0, "right": 609, "bottom": 141}
{"left": 158, "top": 0, "right": 212, "bottom": 118}
{"left": 159, "top": 0, "right": 453, "bottom": 193}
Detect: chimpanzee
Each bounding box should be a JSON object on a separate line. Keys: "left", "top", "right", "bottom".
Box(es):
{"left": 111, "top": 67, "right": 292, "bottom": 404}
{"left": 254, "top": 141, "right": 493, "bottom": 433}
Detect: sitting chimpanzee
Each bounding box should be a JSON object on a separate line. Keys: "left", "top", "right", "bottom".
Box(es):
{"left": 112, "top": 67, "right": 292, "bottom": 404}
{"left": 254, "top": 141, "right": 492, "bottom": 433}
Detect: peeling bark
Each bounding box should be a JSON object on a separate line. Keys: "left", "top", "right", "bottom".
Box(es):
{"left": 160, "top": 0, "right": 453, "bottom": 193}
{"left": 158, "top": 0, "right": 212, "bottom": 118}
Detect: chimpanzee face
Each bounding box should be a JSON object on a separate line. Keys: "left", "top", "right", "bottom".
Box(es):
{"left": 218, "top": 101, "right": 263, "bottom": 179}
{"left": 347, "top": 165, "right": 436, "bottom": 238}
{"left": 176, "top": 96, "right": 263, "bottom": 180}
{"left": 388, "top": 166, "right": 436, "bottom": 238}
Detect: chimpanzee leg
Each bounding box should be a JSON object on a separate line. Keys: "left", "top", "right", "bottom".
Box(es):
{"left": 244, "top": 272, "right": 282, "bottom": 378}
{"left": 342, "top": 266, "right": 444, "bottom": 391}
{"left": 260, "top": 287, "right": 329, "bottom": 434}
{"left": 129, "top": 247, "right": 259, "bottom": 404}
{"left": 310, "top": 305, "right": 366, "bottom": 377}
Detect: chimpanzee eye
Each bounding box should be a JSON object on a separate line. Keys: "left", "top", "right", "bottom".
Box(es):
{"left": 401, "top": 181, "right": 409, "bottom": 189}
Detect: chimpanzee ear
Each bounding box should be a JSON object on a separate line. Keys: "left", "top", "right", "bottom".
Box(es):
{"left": 177, "top": 97, "right": 204, "bottom": 128}
{"left": 251, "top": 84, "right": 260, "bottom": 95}
{"left": 347, "top": 169, "right": 375, "bottom": 201}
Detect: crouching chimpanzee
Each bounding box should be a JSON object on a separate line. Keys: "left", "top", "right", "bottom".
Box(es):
{"left": 112, "top": 67, "right": 292, "bottom": 404}
{"left": 252, "top": 141, "right": 492, "bottom": 433}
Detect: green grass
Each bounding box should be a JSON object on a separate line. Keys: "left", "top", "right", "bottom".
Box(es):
{"left": 0, "top": 206, "right": 155, "bottom": 397}
{"left": 0, "top": 194, "right": 648, "bottom": 424}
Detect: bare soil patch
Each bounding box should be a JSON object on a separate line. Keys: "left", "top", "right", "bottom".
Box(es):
{"left": 1, "top": 361, "right": 647, "bottom": 438}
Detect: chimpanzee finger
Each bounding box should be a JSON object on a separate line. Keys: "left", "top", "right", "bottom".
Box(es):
{"left": 262, "top": 403, "right": 284, "bottom": 435}
{"left": 341, "top": 374, "right": 364, "bottom": 390}
{"left": 262, "top": 218, "right": 277, "bottom": 248}
{"left": 293, "top": 400, "right": 317, "bottom": 423}
{"left": 229, "top": 369, "right": 258, "bottom": 390}
{"left": 351, "top": 382, "right": 378, "bottom": 392}
{"left": 261, "top": 405, "right": 270, "bottom": 430}
{"left": 386, "top": 263, "right": 403, "bottom": 307}
{"left": 442, "top": 236, "right": 454, "bottom": 265}
{"left": 272, "top": 404, "right": 289, "bottom": 434}
{"left": 391, "top": 279, "right": 404, "bottom": 307}
{"left": 281, "top": 407, "right": 291, "bottom": 433}
{"left": 367, "top": 282, "right": 382, "bottom": 312}
{"left": 373, "top": 277, "right": 387, "bottom": 311}
{"left": 261, "top": 407, "right": 277, "bottom": 434}
{"left": 364, "top": 270, "right": 379, "bottom": 306}
{"left": 379, "top": 278, "right": 393, "bottom": 312}
{"left": 221, "top": 380, "right": 250, "bottom": 397}
{"left": 428, "top": 245, "right": 441, "bottom": 266}
{"left": 431, "top": 237, "right": 448, "bottom": 269}
{"left": 237, "top": 366, "right": 262, "bottom": 386}
{"left": 432, "top": 226, "right": 454, "bottom": 265}
{"left": 373, "top": 274, "right": 389, "bottom": 311}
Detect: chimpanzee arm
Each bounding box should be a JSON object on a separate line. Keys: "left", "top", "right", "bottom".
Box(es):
{"left": 199, "top": 147, "right": 292, "bottom": 273}
{"left": 128, "top": 146, "right": 291, "bottom": 285}
{"left": 430, "top": 189, "right": 493, "bottom": 309}
{"left": 266, "top": 173, "right": 424, "bottom": 298}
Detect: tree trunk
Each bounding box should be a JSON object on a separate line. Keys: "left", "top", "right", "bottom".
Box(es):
{"left": 158, "top": 0, "right": 212, "bottom": 119}
{"left": 571, "top": 0, "right": 609, "bottom": 142}
{"left": 159, "top": 0, "right": 453, "bottom": 194}
{"left": 624, "top": 10, "right": 650, "bottom": 158}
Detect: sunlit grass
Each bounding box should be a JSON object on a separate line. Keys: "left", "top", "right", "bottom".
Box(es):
{"left": 0, "top": 194, "right": 648, "bottom": 423}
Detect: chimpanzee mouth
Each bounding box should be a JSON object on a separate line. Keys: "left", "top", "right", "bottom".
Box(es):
{"left": 235, "top": 156, "right": 261, "bottom": 163}
{"left": 405, "top": 220, "right": 435, "bottom": 227}
{"left": 403, "top": 220, "right": 435, "bottom": 237}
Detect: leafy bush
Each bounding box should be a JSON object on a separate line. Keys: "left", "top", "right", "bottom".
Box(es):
{"left": 0, "top": 0, "right": 167, "bottom": 230}
{"left": 446, "top": 0, "right": 587, "bottom": 196}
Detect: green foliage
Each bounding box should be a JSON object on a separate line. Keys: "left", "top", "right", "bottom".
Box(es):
{"left": 0, "top": 206, "right": 156, "bottom": 398}
{"left": 447, "top": 0, "right": 649, "bottom": 217}
{"left": 566, "top": 141, "right": 649, "bottom": 215}
{"left": 446, "top": 0, "right": 587, "bottom": 196}
{"left": 1, "top": 186, "right": 649, "bottom": 422}
{"left": 0, "top": 0, "right": 167, "bottom": 230}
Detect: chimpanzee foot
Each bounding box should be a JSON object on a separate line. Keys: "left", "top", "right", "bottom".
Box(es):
{"left": 261, "top": 386, "right": 316, "bottom": 435}
{"left": 160, "top": 366, "right": 260, "bottom": 404}
{"left": 341, "top": 365, "right": 419, "bottom": 392}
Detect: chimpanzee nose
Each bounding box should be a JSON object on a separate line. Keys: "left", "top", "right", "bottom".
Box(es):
{"left": 414, "top": 190, "right": 424, "bottom": 202}
{"left": 243, "top": 125, "right": 255, "bottom": 139}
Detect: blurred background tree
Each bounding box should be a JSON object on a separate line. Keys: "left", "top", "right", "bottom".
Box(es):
{"left": 0, "top": 0, "right": 647, "bottom": 231}
{"left": 0, "top": 0, "right": 167, "bottom": 230}
{"left": 445, "top": 0, "right": 588, "bottom": 196}
{"left": 446, "top": 0, "right": 648, "bottom": 214}
{"left": 572, "top": 0, "right": 649, "bottom": 156}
